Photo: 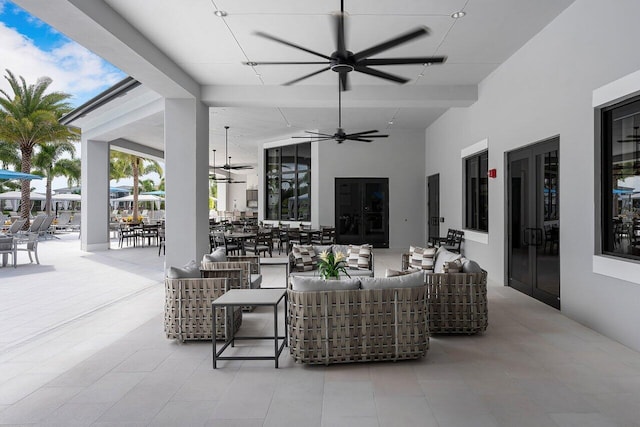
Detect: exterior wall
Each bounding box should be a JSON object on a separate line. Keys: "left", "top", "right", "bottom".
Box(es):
{"left": 425, "top": 0, "right": 640, "bottom": 351}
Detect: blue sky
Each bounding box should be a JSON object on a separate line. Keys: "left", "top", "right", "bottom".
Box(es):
{"left": 0, "top": 0, "right": 126, "bottom": 107}
{"left": 0, "top": 1, "right": 159, "bottom": 193}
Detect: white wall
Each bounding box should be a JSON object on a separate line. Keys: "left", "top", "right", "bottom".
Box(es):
{"left": 425, "top": 0, "right": 640, "bottom": 351}
{"left": 259, "top": 129, "right": 426, "bottom": 248}
{"left": 316, "top": 129, "right": 426, "bottom": 248}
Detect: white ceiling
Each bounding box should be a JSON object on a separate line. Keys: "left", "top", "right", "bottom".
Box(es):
{"left": 16, "top": 0, "right": 576, "bottom": 168}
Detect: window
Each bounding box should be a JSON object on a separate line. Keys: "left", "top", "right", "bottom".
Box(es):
{"left": 465, "top": 151, "right": 488, "bottom": 232}
{"left": 265, "top": 142, "right": 311, "bottom": 221}
{"left": 601, "top": 96, "right": 640, "bottom": 260}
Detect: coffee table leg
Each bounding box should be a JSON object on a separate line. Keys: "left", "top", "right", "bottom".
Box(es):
{"left": 273, "top": 303, "right": 278, "bottom": 368}
{"left": 212, "top": 304, "right": 217, "bottom": 369}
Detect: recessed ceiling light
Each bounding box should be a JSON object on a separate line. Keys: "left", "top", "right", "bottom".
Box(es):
{"left": 451, "top": 11, "right": 466, "bottom": 19}
{"left": 388, "top": 121, "right": 394, "bottom": 125}
{"left": 418, "top": 73, "right": 424, "bottom": 77}
{"left": 214, "top": 10, "right": 227, "bottom": 17}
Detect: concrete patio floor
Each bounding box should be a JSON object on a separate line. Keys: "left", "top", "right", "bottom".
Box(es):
{"left": 1, "top": 233, "right": 640, "bottom": 426}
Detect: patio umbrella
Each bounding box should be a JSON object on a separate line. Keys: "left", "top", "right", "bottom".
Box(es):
{"left": 0, "top": 169, "right": 42, "bottom": 180}
{"left": 51, "top": 193, "right": 82, "bottom": 201}
{"left": 0, "top": 191, "right": 46, "bottom": 200}
{"left": 0, "top": 190, "right": 46, "bottom": 212}
{"left": 113, "top": 194, "right": 163, "bottom": 211}
{"left": 142, "top": 190, "right": 165, "bottom": 196}
{"left": 113, "top": 194, "right": 163, "bottom": 202}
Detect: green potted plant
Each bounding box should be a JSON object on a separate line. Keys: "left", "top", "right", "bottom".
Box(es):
{"left": 317, "top": 250, "right": 350, "bottom": 279}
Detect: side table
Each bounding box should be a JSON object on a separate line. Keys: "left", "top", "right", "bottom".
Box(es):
{"left": 212, "top": 288, "right": 287, "bottom": 368}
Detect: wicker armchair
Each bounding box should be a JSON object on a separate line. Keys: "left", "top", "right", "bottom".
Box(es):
{"left": 201, "top": 259, "right": 261, "bottom": 311}
{"left": 164, "top": 277, "right": 242, "bottom": 341}
{"left": 288, "top": 287, "right": 429, "bottom": 365}
{"left": 401, "top": 252, "right": 488, "bottom": 334}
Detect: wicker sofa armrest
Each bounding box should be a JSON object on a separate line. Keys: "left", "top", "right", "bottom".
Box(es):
{"left": 401, "top": 252, "right": 411, "bottom": 270}
{"left": 227, "top": 255, "right": 261, "bottom": 274}
{"left": 425, "top": 270, "right": 488, "bottom": 334}
{"left": 164, "top": 277, "right": 242, "bottom": 341}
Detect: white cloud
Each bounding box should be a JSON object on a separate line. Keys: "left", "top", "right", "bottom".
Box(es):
{"left": 0, "top": 21, "right": 125, "bottom": 106}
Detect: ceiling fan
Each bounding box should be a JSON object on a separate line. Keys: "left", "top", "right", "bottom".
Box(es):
{"left": 209, "top": 149, "right": 246, "bottom": 184}
{"left": 246, "top": 0, "right": 446, "bottom": 91}
{"left": 214, "top": 126, "right": 253, "bottom": 171}
{"left": 292, "top": 79, "right": 388, "bottom": 143}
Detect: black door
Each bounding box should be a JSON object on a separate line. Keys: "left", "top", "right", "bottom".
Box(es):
{"left": 507, "top": 137, "right": 560, "bottom": 309}
{"left": 428, "top": 174, "right": 440, "bottom": 243}
{"left": 335, "top": 178, "right": 389, "bottom": 247}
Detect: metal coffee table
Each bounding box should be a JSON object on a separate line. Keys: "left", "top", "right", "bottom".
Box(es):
{"left": 212, "top": 288, "right": 287, "bottom": 368}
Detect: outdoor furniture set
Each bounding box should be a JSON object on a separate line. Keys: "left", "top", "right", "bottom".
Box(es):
{"left": 163, "top": 240, "right": 487, "bottom": 368}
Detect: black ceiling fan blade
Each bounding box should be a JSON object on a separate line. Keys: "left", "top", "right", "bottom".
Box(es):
{"left": 333, "top": 12, "right": 347, "bottom": 58}
{"left": 347, "top": 129, "right": 381, "bottom": 136}
{"left": 346, "top": 137, "right": 374, "bottom": 142}
{"left": 347, "top": 134, "right": 389, "bottom": 139}
{"left": 310, "top": 137, "right": 337, "bottom": 142}
{"left": 339, "top": 71, "right": 350, "bottom": 91}
{"left": 244, "top": 61, "right": 330, "bottom": 65}
{"left": 354, "top": 66, "right": 409, "bottom": 84}
{"left": 305, "top": 131, "right": 334, "bottom": 136}
{"left": 360, "top": 56, "right": 447, "bottom": 66}
{"left": 283, "top": 66, "right": 332, "bottom": 86}
{"left": 353, "top": 26, "right": 429, "bottom": 62}
{"left": 254, "top": 31, "right": 332, "bottom": 61}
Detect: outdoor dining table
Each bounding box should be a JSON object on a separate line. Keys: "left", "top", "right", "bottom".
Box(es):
{"left": 223, "top": 231, "right": 256, "bottom": 255}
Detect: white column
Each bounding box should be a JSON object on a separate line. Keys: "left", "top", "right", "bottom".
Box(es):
{"left": 81, "top": 138, "right": 110, "bottom": 251}
{"left": 164, "top": 98, "right": 209, "bottom": 268}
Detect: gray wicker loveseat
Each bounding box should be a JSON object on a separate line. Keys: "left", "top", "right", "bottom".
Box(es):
{"left": 400, "top": 246, "right": 488, "bottom": 334}
{"left": 287, "top": 272, "right": 429, "bottom": 365}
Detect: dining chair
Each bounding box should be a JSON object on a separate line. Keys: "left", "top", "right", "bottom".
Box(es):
{"left": 15, "top": 232, "right": 40, "bottom": 265}
{"left": 118, "top": 223, "right": 137, "bottom": 247}
{"left": 245, "top": 230, "right": 272, "bottom": 258}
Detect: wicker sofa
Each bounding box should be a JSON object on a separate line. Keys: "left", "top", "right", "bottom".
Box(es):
{"left": 288, "top": 244, "right": 375, "bottom": 279}
{"left": 287, "top": 272, "right": 429, "bottom": 365}
{"left": 400, "top": 247, "right": 488, "bottom": 334}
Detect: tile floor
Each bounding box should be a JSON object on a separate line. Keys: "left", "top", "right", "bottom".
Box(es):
{"left": 1, "top": 233, "right": 640, "bottom": 426}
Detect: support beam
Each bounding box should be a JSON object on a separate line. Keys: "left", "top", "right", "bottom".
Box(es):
{"left": 202, "top": 84, "right": 478, "bottom": 108}
{"left": 164, "top": 99, "right": 210, "bottom": 268}
{"left": 81, "top": 138, "right": 110, "bottom": 251}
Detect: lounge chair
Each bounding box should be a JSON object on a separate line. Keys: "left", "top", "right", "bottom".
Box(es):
{"left": 53, "top": 212, "right": 72, "bottom": 232}
{"left": 37, "top": 215, "right": 56, "bottom": 239}
{"left": 26, "top": 214, "right": 46, "bottom": 234}
{"left": 2, "top": 218, "right": 27, "bottom": 236}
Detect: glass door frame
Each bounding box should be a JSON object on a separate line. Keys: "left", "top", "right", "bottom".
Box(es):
{"left": 506, "top": 136, "right": 560, "bottom": 309}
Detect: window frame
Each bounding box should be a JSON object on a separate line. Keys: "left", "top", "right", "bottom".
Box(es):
{"left": 264, "top": 142, "right": 311, "bottom": 221}
{"left": 463, "top": 150, "right": 489, "bottom": 233}
{"left": 600, "top": 95, "right": 640, "bottom": 261}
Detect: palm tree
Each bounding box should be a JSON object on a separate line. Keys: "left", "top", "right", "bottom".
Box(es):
{"left": 32, "top": 141, "right": 79, "bottom": 215}
{"left": 0, "top": 70, "right": 78, "bottom": 223}
{"left": 0, "top": 140, "right": 22, "bottom": 193}
{"left": 110, "top": 151, "right": 163, "bottom": 221}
